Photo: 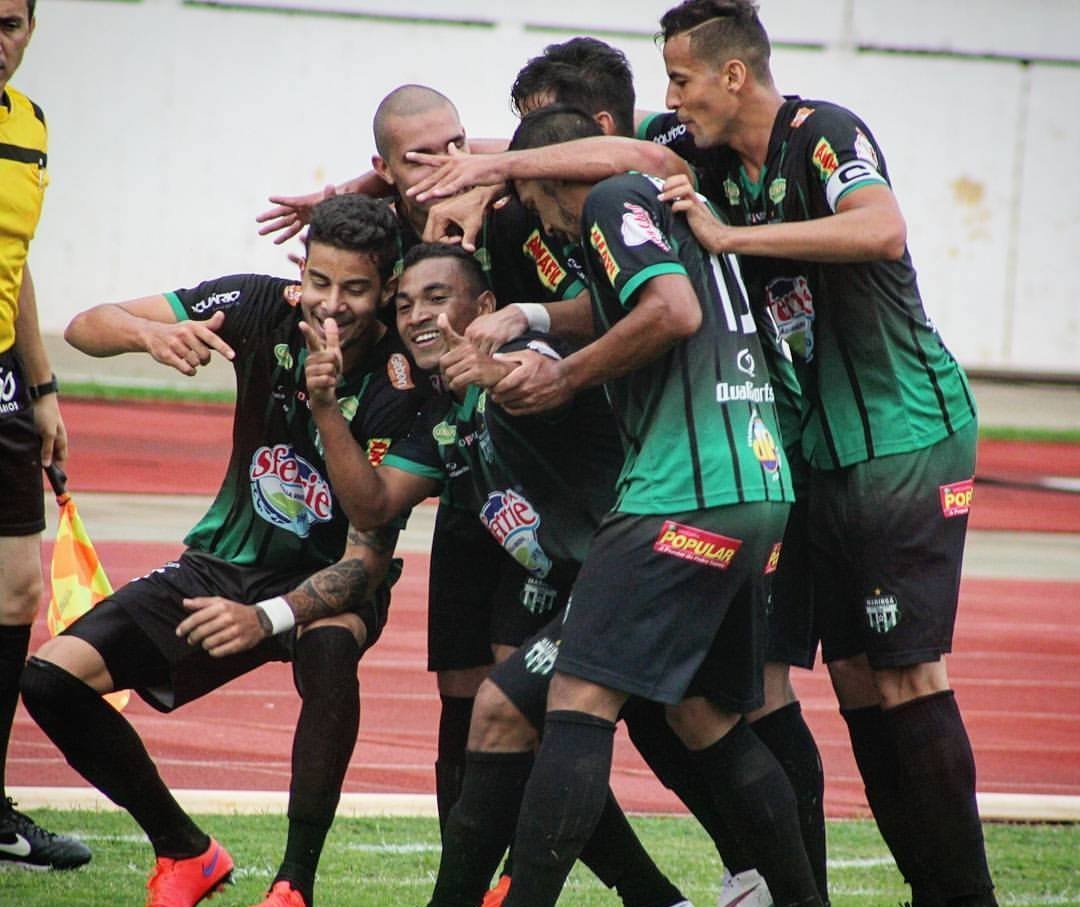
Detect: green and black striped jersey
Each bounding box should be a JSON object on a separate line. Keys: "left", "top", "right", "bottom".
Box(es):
{"left": 579, "top": 172, "right": 794, "bottom": 514}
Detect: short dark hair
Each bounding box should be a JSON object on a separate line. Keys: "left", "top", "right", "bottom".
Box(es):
{"left": 373, "top": 84, "right": 458, "bottom": 158}
{"left": 508, "top": 104, "right": 605, "bottom": 155}
{"left": 511, "top": 37, "right": 635, "bottom": 138}
{"left": 26, "top": 0, "right": 35, "bottom": 19}
{"left": 660, "top": 0, "right": 772, "bottom": 84}
{"left": 400, "top": 242, "right": 488, "bottom": 299}
{"left": 305, "top": 195, "right": 399, "bottom": 282}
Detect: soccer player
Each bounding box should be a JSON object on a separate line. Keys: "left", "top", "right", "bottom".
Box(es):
{"left": 653, "top": 2, "right": 994, "bottom": 905}
{"left": 0, "top": 0, "right": 91, "bottom": 870}
{"left": 478, "top": 105, "right": 820, "bottom": 907}
{"left": 19, "top": 195, "right": 425, "bottom": 907}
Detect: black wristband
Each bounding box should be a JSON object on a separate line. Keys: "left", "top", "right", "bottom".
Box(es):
{"left": 28, "top": 374, "right": 59, "bottom": 401}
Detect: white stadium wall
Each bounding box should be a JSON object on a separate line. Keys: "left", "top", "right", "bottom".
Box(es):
{"left": 17, "top": 0, "right": 1080, "bottom": 375}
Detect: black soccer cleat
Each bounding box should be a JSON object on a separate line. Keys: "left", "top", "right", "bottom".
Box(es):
{"left": 0, "top": 798, "right": 92, "bottom": 870}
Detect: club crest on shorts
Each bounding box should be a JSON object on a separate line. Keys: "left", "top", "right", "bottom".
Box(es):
{"left": 940, "top": 478, "right": 974, "bottom": 517}
{"left": 250, "top": 444, "right": 333, "bottom": 538}
{"left": 653, "top": 520, "right": 742, "bottom": 570}
{"left": 524, "top": 637, "right": 559, "bottom": 676}
{"left": 865, "top": 589, "right": 900, "bottom": 633}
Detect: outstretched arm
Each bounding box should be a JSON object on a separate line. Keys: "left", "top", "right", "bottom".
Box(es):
{"left": 255, "top": 171, "right": 395, "bottom": 245}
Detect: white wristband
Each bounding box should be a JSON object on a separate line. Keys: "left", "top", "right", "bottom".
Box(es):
{"left": 255, "top": 596, "right": 295, "bottom": 635}
{"left": 513, "top": 302, "right": 551, "bottom": 333}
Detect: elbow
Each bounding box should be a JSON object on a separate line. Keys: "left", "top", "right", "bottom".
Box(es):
{"left": 669, "top": 299, "right": 702, "bottom": 339}
{"left": 879, "top": 221, "right": 907, "bottom": 261}
{"left": 63, "top": 316, "right": 91, "bottom": 353}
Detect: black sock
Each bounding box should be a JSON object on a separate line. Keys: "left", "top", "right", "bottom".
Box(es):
{"left": 622, "top": 697, "right": 752, "bottom": 873}
{"left": 435, "top": 695, "right": 474, "bottom": 834}
{"left": 503, "top": 710, "right": 616, "bottom": 907}
{"left": 691, "top": 720, "right": 821, "bottom": 907}
{"left": 752, "top": 701, "right": 828, "bottom": 903}
{"left": 841, "top": 704, "right": 942, "bottom": 906}
{"left": 278, "top": 627, "right": 362, "bottom": 904}
{"left": 428, "top": 749, "right": 533, "bottom": 907}
{"left": 579, "top": 789, "right": 684, "bottom": 907}
{"left": 19, "top": 657, "right": 206, "bottom": 857}
{"left": 886, "top": 692, "right": 996, "bottom": 906}
{"left": 0, "top": 624, "right": 31, "bottom": 799}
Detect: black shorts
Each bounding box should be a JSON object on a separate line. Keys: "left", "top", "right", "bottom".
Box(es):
{"left": 810, "top": 421, "right": 978, "bottom": 669}
{"left": 556, "top": 502, "right": 790, "bottom": 710}
{"left": 766, "top": 497, "right": 817, "bottom": 669}
{"left": 0, "top": 348, "right": 44, "bottom": 536}
{"left": 63, "top": 549, "right": 389, "bottom": 711}
{"left": 427, "top": 504, "right": 558, "bottom": 672}
{"left": 488, "top": 613, "right": 564, "bottom": 731}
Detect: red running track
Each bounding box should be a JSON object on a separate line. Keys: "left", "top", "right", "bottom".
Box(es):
{"left": 8, "top": 399, "right": 1080, "bottom": 817}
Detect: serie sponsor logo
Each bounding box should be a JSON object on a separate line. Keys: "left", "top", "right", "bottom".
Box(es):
{"left": 653, "top": 520, "right": 743, "bottom": 570}
{"left": 723, "top": 177, "right": 741, "bottom": 206}
{"left": 387, "top": 353, "right": 415, "bottom": 390}
{"left": 620, "top": 202, "right": 671, "bottom": 251}
{"left": 274, "top": 343, "right": 294, "bottom": 370}
{"left": 523, "top": 229, "right": 569, "bottom": 293}
{"left": 768, "top": 177, "right": 787, "bottom": 205}
{"left": 432, "top": 421, "right": 457, "bottom": 445}
{"left": 865, "top": 589, "right": 900, "bottom": 634}
{"left": 764, "top": 275, "right": 815, "bottom": 360}
{"left": 716, "top": 380, "right": 775, "bottom": 405}
{"left": 367, "top": 437, "right": 391, "bottom": 467}
{"left": 191, "top": 289, "right": 240, "bottom": 314}
{"left": 524, "top": 636, "right": 560, "bottom": 675}
{"left": 812, "top": 137, "right": 839, "bottom": 180}
{"left": 480, "top": 488, "right": 553, "bottom": 578}
{"left": 651, "top": 121, "right": 687, "bottom": 146}
{"left": 790, "top": 106, "right": 815, "bottom": 128}
{"left": 589, "top": 224, "right": 620, "bottom": 286}
{"left": 520, "top": 577, "right": 559, "bottom": 615}
{"left": 748, "top": 412, "right": 782, "bottom": 473}
{"left": 940, "top": 478, "right": 974, "bottom": 517}
{"left": 764, "top": 541, "right": 783, "bottom": 574}
{"left": 283, "top": 284, "right": 302, "bottom": 306}
{"left": 250, "top": 444, "right": 333, "bottom": 538}
{"left": 853, "top": 127, "right": 879, "bottom": 167}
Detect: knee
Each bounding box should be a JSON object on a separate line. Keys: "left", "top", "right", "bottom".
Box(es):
{"left": 828, "top": 654, "right": 880, "bottom": 710}
{"left": 19, "top": 657, "right": 71, "bottom": 718}
{"left": 468, "top": 681, "right": 537, "bottom": 751}
{"left": 0, "top": 569, "right": 44, "bottom": 624}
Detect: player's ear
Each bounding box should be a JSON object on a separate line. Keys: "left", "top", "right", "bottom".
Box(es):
{"left": 592, "top": 111, "right": 617, "bottom": 137}
{"left": 476, "top": 289, "right": 496, "bottom": 317}
{"left": 724, "top": 58, "right": 748, "bottom": 92}
{"left": 372, "top": 155, "right": 394, "bottom": 187}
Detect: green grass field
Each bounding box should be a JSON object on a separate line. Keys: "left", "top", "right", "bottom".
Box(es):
{"left": 2, "top": 811, "right": 1077, "bottom": 906}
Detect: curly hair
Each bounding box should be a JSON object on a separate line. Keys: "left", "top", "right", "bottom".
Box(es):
{"left": 305, "top": 194, "right": 399, "bottom": 282}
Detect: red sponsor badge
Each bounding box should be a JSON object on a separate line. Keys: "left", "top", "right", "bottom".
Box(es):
{"left": 939, "top": 478, "right": 974, "bottom": 517}
{"left": 653, "top": 520, "right": 743, "bottom": 570}
{"left": 764, "top": 541, "right": 783, "bottom": 574}
{"left": 367, "top": 438, "right": 390, "bottom": 467}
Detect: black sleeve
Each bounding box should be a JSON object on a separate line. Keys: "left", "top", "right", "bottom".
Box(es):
{"left": 166, "top": 274, "right": 299, "bottom": 347}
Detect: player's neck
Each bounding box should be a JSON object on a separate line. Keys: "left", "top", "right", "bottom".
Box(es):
{"left": 730, "top": 86, "right": 784, "bottom": 177}
{"left": 340, "top": 321, "right": 387, "bottom": 374}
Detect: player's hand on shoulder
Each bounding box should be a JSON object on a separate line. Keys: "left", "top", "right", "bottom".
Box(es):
{"left": 146, "top": 310, "right": 235, "bottom": 376}
{"left": 658, "top": 174, "right": 730, "bottom": 253}
{"left": 491, "top": 349, "right": 570, "bottom": 415}
{"left": 178, "top": 596, "right": 266, "bottom": 658}
{"left": 299, "top": 316, "right": 342, "bottom": 409}
{"left": 464, "top": 306, "right": 528, "bottom": 356}
{"left": 256, "top": 184, "right": 336, "bottom": 245}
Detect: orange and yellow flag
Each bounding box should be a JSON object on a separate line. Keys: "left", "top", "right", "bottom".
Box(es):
{"left": 46, "top": 467, "right": 130, "bottom": 711}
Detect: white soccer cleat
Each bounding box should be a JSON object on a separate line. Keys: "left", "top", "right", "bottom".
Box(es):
{"left": 717, "top": 868, "right": 774, "bottom": 907}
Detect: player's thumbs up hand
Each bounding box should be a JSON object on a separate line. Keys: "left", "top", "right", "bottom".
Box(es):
{"left": 437, "top": 313, "right": 465, "bottom": 351}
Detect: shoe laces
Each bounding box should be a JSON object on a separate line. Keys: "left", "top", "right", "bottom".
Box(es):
{"left": 2, "top": 797, "right": 60, "bottom": 842}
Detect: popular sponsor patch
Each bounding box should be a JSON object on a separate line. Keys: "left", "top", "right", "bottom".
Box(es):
{"left": 764, "top": 275, "right": 815, "bottom": 360}
{"left": 790, "top": 106, "right": 815, "bottom": 128}
{"left": 387, "top": 352, "right": 415, "bottom": 390}
{"left": 523, "top": 229, "right": 569, "bottom": 293}
{"left": 865, "top": 589, "right": 900, "bottom": 633}
{"left": 653, "top": 520, "right": 743, "bottom": 570}
{"left": 620, "top": 202, "right": 671, "bottom": 251}
{"left": 480, "top": 489, "right": 552, "bottom": 578}
{"left": 812, "top": 137, "right": 839, "bottom": 181}
{"left": 764, "top": 541, "right": 783, "bottom": 574}
{"left": 249, "top": 444, "right": 333, "bottom": 538}
{"left": 589, "top": 223, "right": 620, "bottom": 286}
{"left": 748, "top": 412, "right": 782, "bottom": 474}
{"left": 366, "top": 438, "right": 390, "bottom": 467}
{"left": 940, "top": 478, "right": 974, "bottom": 517}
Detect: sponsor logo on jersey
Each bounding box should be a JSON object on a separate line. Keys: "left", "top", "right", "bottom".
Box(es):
{"left": 524, "top": 636, "right": 560, "bottom": 675}
{"left": 653, "top": 520, "right": 743, "bottom": 570}
{"left": 812, "top": 137, "right": 839, "bottom": 181}
{"left": 853, "top": 127, "right": 879, "bottom": 167}
{"left": 940, "top": 478, "right": 974, "bottom": 517}
{"left": 250, "top": 444, "right": 333, "bottom": 538}
{"left": 716, "top": 380, "right": 775, "bottom": 405}
{"left": 825, "top": 159, "right": 887, "bottom": 211}
{"left": 791, "top": 106, "right": 815, "bottom": 128}
{"left": 432, "top": 421, "right": 457, "bottom": 445}
{"left": 0, "top": 366, "right": 20, "bottom": 415}
{"left": 865, "top": 589, "right": 900, "bottom": 633}
{"left": 764, "top": 541, "right": 783, "bottom": 574}
{"left": 191, "top": 289, "right": 240, "bottom": 314}
{"left": 748, "top": 411, "right": 781, "bottom": 473}
{"left": 651, "top": 121, "right": 688, "bottom": 146}
{"left": 337, "top": 394, "right": 359, "bottom": 423}
{"left": 768, "top": 177, "right": 787, "bottom": 205}
{"left": 737, "top": 348, "right": 756, "bottom": 378}
{"left": 523, "top": 229, "right": 569, "bottom": 293}
{"left": 764, "top": 275, "right": 815, "bottom": 360}
{"left": 521, "top": 577, "right": 559, "bottom": 615}
{"left": 367, "top": 438, "right": 390, "bottom": 467}
{"left": 480, "top": 488, "right": 552, "bottom": 578}
{"left": 723, "top": 177, "right": 741, "bottom": 206}
{"left": 387, "top": 353, "right": 415, "bottom": 390}
{"left": 283, "top": 284, "right": 302, "bottom": 306}
{"left": 589, "top": 224, "right": 620, "bottom": 286}
{"left": 620, "top": 202, "right": 671, "bottom": 251}
{"left": 274, "top": 343, "right": 294, "bottom": 370}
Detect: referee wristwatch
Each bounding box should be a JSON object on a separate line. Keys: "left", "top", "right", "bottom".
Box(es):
{"left": 28, "top": 374, "right": 59, "bottom": 401}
